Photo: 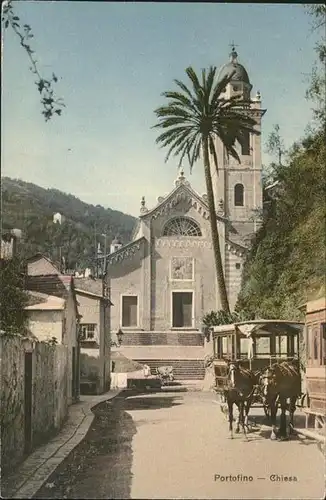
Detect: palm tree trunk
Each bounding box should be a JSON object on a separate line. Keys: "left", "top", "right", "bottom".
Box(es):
{"left": 202, "top": 137, "right": 230, "bottom": 313}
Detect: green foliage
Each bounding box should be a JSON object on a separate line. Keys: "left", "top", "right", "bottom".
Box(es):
{"left": 265, "top": 124, "right": 286, "bottom": 166}
{"left": 237, "top": 130, "right": 326, "bottom": 320}
{"left": 2, "top": 0, "right": 65, "bottom": 121}
{"left": 202, "top": 309, "right": 252, "bottom": 327}
{"left": 2, "top": 177, "right": 136, "bottom": 270}
{"left": 0, "top": 257, "right": 28, "bottom": 334}
{"left": 153, "top": 66, "right": 258, "bottom": 172}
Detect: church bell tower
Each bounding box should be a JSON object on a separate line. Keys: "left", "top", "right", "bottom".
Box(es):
{"left": 212, "top": 47, "right": 266, "bottom": 246}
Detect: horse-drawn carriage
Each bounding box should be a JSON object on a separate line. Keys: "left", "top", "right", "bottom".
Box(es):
{"left": 300, "top": 297, "right": 326, "bottom": 446}
{"left": 212, "top": 320, "right": 305, "bottom": 439}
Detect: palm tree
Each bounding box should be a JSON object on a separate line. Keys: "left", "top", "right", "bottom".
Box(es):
{"left": 153, "top": 66, "right": 259, "bottom": 313}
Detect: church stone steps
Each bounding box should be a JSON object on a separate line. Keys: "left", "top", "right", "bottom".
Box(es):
{"left": 121, "top": 331, "right": 204, "bottom": 347}
{"left": 135, "top": 359, "right": 205, "bottom": 380}
{"left": 117, "top": 345, "right": 205, "bottom": 360}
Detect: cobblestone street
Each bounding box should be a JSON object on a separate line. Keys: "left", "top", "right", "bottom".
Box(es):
{"left": 33, "top": 391, "right": 325, "bottom": 499}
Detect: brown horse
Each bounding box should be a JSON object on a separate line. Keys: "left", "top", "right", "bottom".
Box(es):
{"left": 224, "top": 360, "right": 257, "bottom": 439}
{"left": 260, "top": 360, "right": 301, "bottom": 440}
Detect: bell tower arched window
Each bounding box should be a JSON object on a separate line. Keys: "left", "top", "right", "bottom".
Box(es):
{"left": 234, "top": 184, "right": 244, "bottom": 206}
{"left": 162, "top": 216, "right": 202, "bottom": 237}
{"left": 239, "top": 130, "right": 250, "bottom": 156}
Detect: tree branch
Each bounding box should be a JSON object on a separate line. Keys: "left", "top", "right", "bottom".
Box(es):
{"left": 2, "top": 0, "right": 65, "bottom": 121}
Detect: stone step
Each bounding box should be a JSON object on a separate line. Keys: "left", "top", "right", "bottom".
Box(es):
{"left": 135, "top": 359, "right": 205, "bottom": 380}
{"left": 121, "top": 331, "right": 204, "bottom": 347}
{"left": 117, "top": 345, "right": 205, "bottom": 360}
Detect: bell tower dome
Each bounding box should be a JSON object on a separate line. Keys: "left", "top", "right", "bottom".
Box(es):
{"left": 217, "top": 46, "right": 253, "bottom": 101}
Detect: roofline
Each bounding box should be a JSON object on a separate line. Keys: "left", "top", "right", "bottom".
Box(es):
{"left": 75, "top": 288, "right": 113, "bottom": 304}
{"left": 26, "top": 252, "right": 57, "bottom": 266}
{"left": 212, "top": 319, "right": 304, "bottom": 333}
{"left": 139, "top": 182, "right": 209, "bottom": 218}
{"left": 235, "top": 320, "right": 304, "bottom": 326}
{"left": 225, "top": 238, "right": 248, "bottom": 252}
{"left": 98, "top": 236, "right": 146, "bottom": 261}
{"left": 25, "top": 305, "right": 65, "bottom": 311}
{"left": 27, "top": 291, "right": 63, "bottom": 301}
{"left": 301, "top": 297, "right": 326, "bottom": 314}
{"left": 26, "top": 252, "right": 62, "bottom": 275}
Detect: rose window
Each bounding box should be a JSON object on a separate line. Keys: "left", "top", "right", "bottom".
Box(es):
{"left": 163, "top": 217, "right": 202, "bottom": 237}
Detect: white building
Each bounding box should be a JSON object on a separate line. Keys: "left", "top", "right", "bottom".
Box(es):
{"left": 53, "top": 212, "right": 65, "bottom": 225}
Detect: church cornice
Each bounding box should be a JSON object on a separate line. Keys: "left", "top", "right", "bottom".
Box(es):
{"left": 244, "top": 107, "right": 267, "bottom": 120}
{"left": 225, "top": 238, "right": 248, "bottom": 256}
{"left": 99, "top": 237, "right": 146, "bottom": 266}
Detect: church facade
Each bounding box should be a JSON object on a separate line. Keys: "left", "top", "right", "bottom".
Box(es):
{"left": 102, "top": 49, "right": 266, "bottom": 379}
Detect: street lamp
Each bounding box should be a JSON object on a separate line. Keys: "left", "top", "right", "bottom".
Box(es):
{"left": 116, "top": 328, "right": 124, "bottom": 346}
{"left": 110, "top": 328, "right": 124, "bottom": 348}
{"left": 201, "top": 323, "right": 210, "bottom": 342}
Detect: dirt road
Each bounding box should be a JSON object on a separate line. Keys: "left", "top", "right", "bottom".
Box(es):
{"left": 34, "top": 390, "right": 325, "bottom": 499}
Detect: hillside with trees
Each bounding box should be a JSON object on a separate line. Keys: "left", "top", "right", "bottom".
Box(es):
{"left": 1, "top": 177, "right": 136, "bottom": 270}
{"left": 236, "top": 5, "right": 326, "bottom": 321}
{"left": 236, "top": 131, "right": 325, "bottom": 320}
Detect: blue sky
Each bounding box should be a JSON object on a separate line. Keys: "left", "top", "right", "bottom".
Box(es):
{"left": 2, "top": 2, "right": 318, "bottom": 216}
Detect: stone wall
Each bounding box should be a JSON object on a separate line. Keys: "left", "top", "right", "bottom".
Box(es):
{"left": 0, "top": 335, "right": 26, "bottom": 475}
{"left": 32, "top": 342, "right": 68, "bottom": 448}
{"left": 27, "top": 310, "right": 63, "bottom": 343}
{"left": 0, "top": 335, "right": 69, "bottom": 476}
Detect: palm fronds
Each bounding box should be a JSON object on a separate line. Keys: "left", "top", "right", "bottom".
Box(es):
{"left": 153, "top": 65, "right": 259, "bottom": 173}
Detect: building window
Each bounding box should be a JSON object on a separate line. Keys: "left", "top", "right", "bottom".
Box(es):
{"left": 239, "top": 130, "right": 250, "bottom": 155}
{"left": 306, "top": 326, "right": 312, "bottom": 360}
{"left": 313, "top": 327, "right": 319, "bottom": 360}
{"left": 235, "top": 263, "right": 241, "bottom": 270}
{"left": 321, "top": 323, "right": 326, "bottom": 365}
{"left": 80, "top": 323, "right": 96, "bottom": 341}
{"left": 163, "top": 217, "right": 202, "bottom": 237}
{"left": 234, "top": 184, "right": 244, "bottom": 206}
{"left": 122, "top": 295, "right": 138, "bottom": 327}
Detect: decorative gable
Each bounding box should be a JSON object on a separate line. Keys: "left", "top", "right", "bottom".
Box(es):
{"left": 140, "top": 168, "right": 210, "bottom": 222}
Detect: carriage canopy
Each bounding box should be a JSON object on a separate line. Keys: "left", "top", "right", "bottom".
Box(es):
{"left": 212, "top": 320, "right": 304, "bottom": 364}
